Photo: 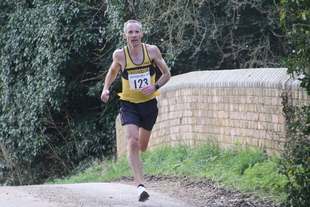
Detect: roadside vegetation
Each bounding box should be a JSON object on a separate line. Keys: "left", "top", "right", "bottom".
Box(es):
{"left": 48, "top": 143, "right": 288, "bottom": 204}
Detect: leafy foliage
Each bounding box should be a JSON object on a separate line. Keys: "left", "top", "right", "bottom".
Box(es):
{"left": 278, "top": 0, "right": 310, "bottom": 206}
{"left": 279, "top": 94, "right": 310, "bottom": 206}
{"left": 0, "top": 0, "right": 120, "bottom": 184}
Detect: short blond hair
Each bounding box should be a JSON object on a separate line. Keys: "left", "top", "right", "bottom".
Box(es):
{"left": 124, "top": 20, "right": 142, "bottom": 33}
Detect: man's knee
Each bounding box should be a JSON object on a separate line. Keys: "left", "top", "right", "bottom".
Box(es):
{"left": 128, "top": 136, "right": 140, "bottom": 150}
{"left": 139, "top": 145, "right": 147, "bottom": 152}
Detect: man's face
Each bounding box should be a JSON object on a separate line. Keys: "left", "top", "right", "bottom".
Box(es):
{"left": 123, "top": 23, "right": 144, "bottom": 46}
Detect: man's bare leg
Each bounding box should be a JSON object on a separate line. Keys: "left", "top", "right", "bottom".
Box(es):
{"left": 139, "top": 128, "right": 152, "bottom": 152}
{"left": 124, "top": 124, "right": 143, "bottom": 185}
{"left": 123, "top": 124, "right": 152, "bottom": 202}
{"left": 123, "top": 124, "right": 152, "bottom": 184}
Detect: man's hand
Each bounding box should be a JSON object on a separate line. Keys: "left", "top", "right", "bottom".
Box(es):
{"left": 140, "top": 85, "right": 156, "bottom": 95}
{"left": 101, "top": 89, "right": 110, "bottom": 102}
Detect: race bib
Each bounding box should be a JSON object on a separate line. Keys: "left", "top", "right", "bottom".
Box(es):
{"left": 128, "top": 70, "right": 151, "bottom": 90}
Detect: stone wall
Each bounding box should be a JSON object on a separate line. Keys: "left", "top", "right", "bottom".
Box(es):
{"left": 115, "top": 68, "right": 309, "bottom": 157}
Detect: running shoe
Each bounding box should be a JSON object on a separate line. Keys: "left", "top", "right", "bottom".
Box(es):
{"left": 137, "top": 185, "right": 150, "bottom": 202}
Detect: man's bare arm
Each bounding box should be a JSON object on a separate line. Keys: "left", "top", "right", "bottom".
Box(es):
{"left": 140, "top": 45, "right": 171, "bottom": 95}
{"left": 101, "top": 51, "right": 122, "bottom": 102}
{"left": 152, "top": 46, "right": 171, "bottom": 88}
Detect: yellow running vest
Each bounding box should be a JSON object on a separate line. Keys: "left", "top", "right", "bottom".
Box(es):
{"left": 118, "top": 43, "right": 160, "bottom": 103}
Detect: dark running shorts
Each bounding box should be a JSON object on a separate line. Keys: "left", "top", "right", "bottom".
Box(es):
{"left": 120, "top": 98, "right": 158, "bottom": 131}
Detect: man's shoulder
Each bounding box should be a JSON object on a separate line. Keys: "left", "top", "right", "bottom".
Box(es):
{"left": 113, "top": 48, "right": 125, "bottom": 60}
{"left": 145, "top": 44, "right": 159, "bottom": 51}
{"left": 145, "top": 44, "right": 161, "bottom": 59}
{"left": 113, "top": 48, "right": 124, "bottom": 56}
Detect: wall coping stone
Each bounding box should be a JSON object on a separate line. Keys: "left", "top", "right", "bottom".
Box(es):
{"left": 160, "top": 68, "right": 300, "bottom": 92}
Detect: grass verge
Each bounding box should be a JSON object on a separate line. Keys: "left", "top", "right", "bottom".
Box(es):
{"left": 47, "top": 143, "right": 287, "bottom": 203}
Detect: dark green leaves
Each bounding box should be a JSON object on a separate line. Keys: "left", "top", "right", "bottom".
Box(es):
{"left": 0, "top": 0, "right": 117, "bottom": 184}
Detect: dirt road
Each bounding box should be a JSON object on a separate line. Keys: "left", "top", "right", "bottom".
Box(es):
{"left": 0, "top": 183, "right": 192, "bottom": 207}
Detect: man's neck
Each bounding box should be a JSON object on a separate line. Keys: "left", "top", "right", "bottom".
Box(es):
{"left": 127, "top": 43, "right": 143, "bottom": 64}
{"left": 127, "top": 43, "right": 142, "bottom": 57}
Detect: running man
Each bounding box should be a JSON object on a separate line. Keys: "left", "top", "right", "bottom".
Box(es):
{"left": 101, "top": 20, "right": 171, "bottom": 202}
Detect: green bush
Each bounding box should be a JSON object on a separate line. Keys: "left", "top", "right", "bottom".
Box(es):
{"left": 278, "top": 0, "right": 310, "bottom": 206}
{"left": 0, "top": 0, "right": 120, "bottom": 184}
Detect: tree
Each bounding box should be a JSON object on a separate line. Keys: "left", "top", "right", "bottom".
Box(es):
{"left": 106, "top": 0, "right": 285, "bottom": 75}
{"left": 278, "top": 0, "right": 310, "bottom": 206}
